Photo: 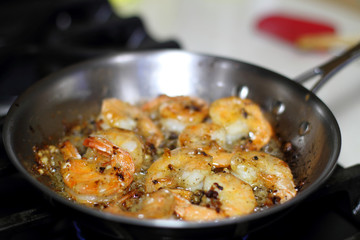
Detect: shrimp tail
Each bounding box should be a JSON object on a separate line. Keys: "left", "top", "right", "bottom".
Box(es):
{"left": 83, "top": 135, "right": 135, "bottom": 177}
{"left": 60, "top": 140, "right": 81, "bottom": 160}
{"left": 83, "top": 136, "right": 114, "bottom": 155}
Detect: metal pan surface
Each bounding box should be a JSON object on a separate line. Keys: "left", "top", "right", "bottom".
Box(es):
{"left": 2, "top": 49, "right": 344, "bottom": 238}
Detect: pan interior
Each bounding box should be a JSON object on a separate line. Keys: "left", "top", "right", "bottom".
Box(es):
{"left": 3, "top": 50, "right": 340, "bottom": 226}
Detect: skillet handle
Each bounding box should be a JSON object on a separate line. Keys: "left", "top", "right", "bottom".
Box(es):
{"left": 293, "top": 42, "right": 360, "bottom": 93}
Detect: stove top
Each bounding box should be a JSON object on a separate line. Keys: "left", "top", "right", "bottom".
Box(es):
{"left": 0, "top": 1, "right": 359, "bottom": 239}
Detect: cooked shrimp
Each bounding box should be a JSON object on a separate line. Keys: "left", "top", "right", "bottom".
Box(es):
{"left": 145, "top": 147, "right": 212, "bottom": 193}
{"left": 60, "top": 140, "right": 81, "bottom": 160}
{"left": 230, "top": 151, "right": 296, "bottom": 204}
{"left": 178, "top": 123, "right": 233, "bottom": 168}
{"left": 178, "top": 123, "right": 227, "bottom": 149}
{"left": 141, "top": 94, "right": 171, "bottom": 118}
{"left": 35, "top": 93, "right": 298, "bottom": 221}
{"left": 105, "top": 189, "right": 176, "bottom": 219}
{"left": 173, "top": 194, "right": 221, "bottom": 221}
{"left": 209, "top": 96, "right": 273, "bottom": 151}
{"left": 202, "top": 172, "right": 256, "bottom": 216}
{"left": 174, "top": 173, "right": 256, "bottom": 221}
{"left": 142, "top": 95, "right": 209, "bottom": 134}
{"left": 60, "top": 139, "right": 135, "bottom": 204}
{"left": 99, "top": 98, "right": 163, "bottom": 147}
{"left": 85, "top": 128, "right": 145, "bottom": 171}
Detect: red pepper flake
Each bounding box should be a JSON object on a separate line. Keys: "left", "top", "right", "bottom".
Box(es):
{"left": 205, "top": 190, "right": 218, "bottom": 199}
{"left": 215, "top": 207, "right": 221, "bottom": 213}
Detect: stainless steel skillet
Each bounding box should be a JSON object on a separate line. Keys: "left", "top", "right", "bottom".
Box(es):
{"left": 2, "top": 43, "right": 360, "bottom": 239}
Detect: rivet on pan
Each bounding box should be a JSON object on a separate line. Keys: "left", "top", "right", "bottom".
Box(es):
{"left": 233, "top": 85, "right": 249, "bottom": 99}
{"left": 299, "top": 121, "right": 311, "bottom": 136}
{"left": 272, "top": 101, "right": 285, "bottom": 115}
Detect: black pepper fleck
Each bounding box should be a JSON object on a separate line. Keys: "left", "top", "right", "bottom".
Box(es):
{"left": 214, "top": 183, "right": 223, "bottom": 190}
{"left": 117, "top": 173, "right": 124, "bottom": 181}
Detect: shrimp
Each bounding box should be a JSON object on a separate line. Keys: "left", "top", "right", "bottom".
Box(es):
{"left": 61, "top": 140, "right": 81, "bottom": 160}
{"left": 145, "top": 147, "right": 212, "bottom": 193}
{"left": 85, "top": 128, "right": 145, "bottom": 171}
{"left": 230, "top": 151, "right": 296, "bottom": 204}
{"left": 59, "top": 138, "right": 135, "bottom": 204}
{"left": 99, "top": 98, "right": 163, "bottom": 148}
{"left": 142, "top": 95, "right": 209, "bottom": 134}
{"left": 178, "top": 123, "right": 233, "bottom": 168}
{"left": 105, "top": 189, "right": 176, "bottom": 219}
{"left": 173, "top": 173, "right": 256, "bottom": 221}
{"left": 173, "top": 194, "right": 220, "bottom": 221}
{"left": 202, "top": 172, "right": 256, "bottom": 217}
{"left": 178, "top": 123, "right": 227, "bottom": 149}
{"left": 209, "top": 96, "right": 273, "bottom": 151}
{"left": 169, "top": 189, "right": 194, "bottom": 201}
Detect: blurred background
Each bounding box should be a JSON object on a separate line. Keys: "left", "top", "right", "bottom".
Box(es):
{"left": 1, "top": 0, "right": 360, "bottom": 166}
{"left": 0, "top": 1, "right": 360, "bottom": 239}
